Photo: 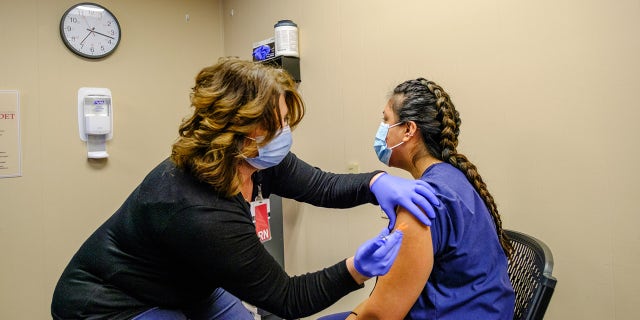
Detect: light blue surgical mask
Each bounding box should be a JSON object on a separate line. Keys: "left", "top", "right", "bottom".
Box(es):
{"left": 373, "top": 122, "right": 404, "bottom": 166}
{"left": 246, "top": 126, "right": 292, "bottom": 169}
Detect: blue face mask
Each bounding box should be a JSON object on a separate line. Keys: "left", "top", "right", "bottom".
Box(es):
{"left": 373, "top": 122, "right": 404, "bottom": 166}
{"left": 246, "top": 126, "right": 292, "bottom": 169}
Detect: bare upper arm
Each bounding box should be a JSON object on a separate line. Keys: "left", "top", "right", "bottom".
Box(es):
{"left": 352, "top": 207, "right": 434, "bottom": 319}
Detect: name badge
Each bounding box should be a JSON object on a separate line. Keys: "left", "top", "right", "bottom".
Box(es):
{"left": 250, "top": 198, "right": 271, "bottom": 243}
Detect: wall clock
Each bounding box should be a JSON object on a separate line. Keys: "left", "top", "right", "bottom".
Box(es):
{"left": 60, "top": 3, "right": 121, "bottom": 59}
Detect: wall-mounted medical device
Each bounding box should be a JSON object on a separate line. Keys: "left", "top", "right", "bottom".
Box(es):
{"left": 252, "top": 20, "right": 301, "bottom": 83}
{"left": 78, "top": 87, "right": 113, "bottom": 159}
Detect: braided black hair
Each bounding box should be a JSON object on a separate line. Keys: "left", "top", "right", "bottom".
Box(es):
{"left": 391, "top": 78, "right": 513, "bottom": 257}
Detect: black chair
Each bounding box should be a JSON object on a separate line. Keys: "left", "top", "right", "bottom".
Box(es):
{"left": 506, "top": 229, "right": 557, "bottom": 320}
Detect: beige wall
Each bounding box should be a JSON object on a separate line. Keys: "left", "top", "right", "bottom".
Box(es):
{"left": 1, "top": 0, "right": 639, "bottom": 319}
{"left": 0, "top": 0, "right": 224, "bottom": 318}
{"left": 222, "top": 0, "right": 640, "bottom": 319}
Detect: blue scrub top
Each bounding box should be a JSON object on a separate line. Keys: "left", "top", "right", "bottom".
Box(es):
{"left": 407, "top": 163, "right": 515, "bottom": 320}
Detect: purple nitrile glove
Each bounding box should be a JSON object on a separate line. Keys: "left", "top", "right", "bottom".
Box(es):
{"left": 370, "top": 173, "right": 439, "bottom": 228}
{"left": 353, "top": 228, "right": 404, "bottom": 278}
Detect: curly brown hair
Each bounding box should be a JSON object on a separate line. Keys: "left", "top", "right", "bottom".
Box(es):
{"left": 171, "top": 58, "right": 304, "bottom": 197}
{"left": 390, "top": 78, "right": 513, "bottom": 258}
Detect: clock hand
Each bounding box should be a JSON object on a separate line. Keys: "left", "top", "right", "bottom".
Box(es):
{"left": 79, "top": 30, "right": 93, "bottom": 46}
{"left": 82, "top": 15, "right": 92, "bottom": 29}
{"left": 86, "top": 28, "right": 115, "bottom": 40}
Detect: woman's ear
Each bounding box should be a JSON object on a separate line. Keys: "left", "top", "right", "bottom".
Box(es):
{"left": 404, "top": 121, "right": 418, "bottom": 139}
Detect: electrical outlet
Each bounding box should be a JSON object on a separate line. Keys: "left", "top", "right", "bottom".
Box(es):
{"left": 347, "top": 161, "right": 360, "bottom": 173}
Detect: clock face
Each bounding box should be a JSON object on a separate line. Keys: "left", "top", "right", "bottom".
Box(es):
{"left": 60, "top": 3, "right": 121, "bottom": 59}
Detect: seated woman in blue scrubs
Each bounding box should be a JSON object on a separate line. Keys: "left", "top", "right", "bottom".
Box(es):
{"left": 326, "top": 77, "right": 516, "bottom": 319}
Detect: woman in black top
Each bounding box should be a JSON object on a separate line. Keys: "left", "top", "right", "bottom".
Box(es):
{"left": 51, "top": 59, "right": 438, "bottom": 320}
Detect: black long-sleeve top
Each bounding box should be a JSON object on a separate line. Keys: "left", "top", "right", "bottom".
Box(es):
{"left": 51, "top": 152, "right": 380, "bottom": 319}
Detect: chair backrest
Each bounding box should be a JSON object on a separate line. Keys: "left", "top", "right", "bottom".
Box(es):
{"left": 505, "top": 229, "right": 557, "bottom": 320}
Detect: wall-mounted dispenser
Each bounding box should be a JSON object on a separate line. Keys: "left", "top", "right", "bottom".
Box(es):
{"left": 274, "top": 20, "right": 299, "bottom": 58}
{"left": 77, "top": 87, "right": 113, "bottom": 159}
{"left": 253, "top": 20, "right": 301, "bottom": 84}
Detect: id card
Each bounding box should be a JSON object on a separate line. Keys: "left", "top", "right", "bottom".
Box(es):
{"left": 250, "top": 198, "right": 271, "bottom": 243}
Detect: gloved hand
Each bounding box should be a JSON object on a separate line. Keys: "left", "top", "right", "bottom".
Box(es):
{"left": 354, "top": 227, "right": 404, "bottom": 278}
{"left": 370, "top": 173, "right": 439, "bottom": 227}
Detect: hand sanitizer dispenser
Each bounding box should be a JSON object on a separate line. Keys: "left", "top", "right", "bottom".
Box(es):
{"left": 78, "top": 87, "right": 113, "bottom": 159}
